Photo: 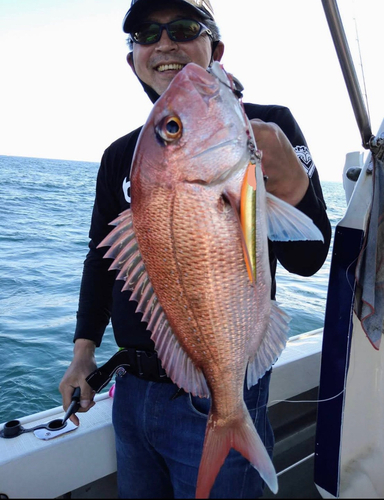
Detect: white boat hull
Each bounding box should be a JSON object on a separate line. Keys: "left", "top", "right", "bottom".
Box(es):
{"left": 0, "top": 329, "right": 323, "bottom": 499}
{"left": 315, "top": 120, "right": 384, "bottom": 498}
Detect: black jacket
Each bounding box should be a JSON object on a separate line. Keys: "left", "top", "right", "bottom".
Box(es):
{"left": 74, "top": 103, "right": 331, "bottom": 349}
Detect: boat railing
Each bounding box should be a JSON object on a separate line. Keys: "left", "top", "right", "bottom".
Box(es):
{"left": 321, "top": 0, "right": 374, "bottom": 150}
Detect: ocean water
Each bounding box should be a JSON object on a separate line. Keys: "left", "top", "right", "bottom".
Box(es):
{"left": 0, "top": 155, "right": 346, "bottom": 424}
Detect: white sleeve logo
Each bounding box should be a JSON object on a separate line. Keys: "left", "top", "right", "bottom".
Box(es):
{"left": 123, "top": 177, "right": 131, "bottom": 203}
{"left": 294, "top": 146, "right": 315, "bottom": 178}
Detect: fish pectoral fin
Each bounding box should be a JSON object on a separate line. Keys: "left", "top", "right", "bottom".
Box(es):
{"left": 266, "top": 192, "right": 324, "bottom": 242}
{"left": 247, "top": 301, "right": 290, "bottom": 388}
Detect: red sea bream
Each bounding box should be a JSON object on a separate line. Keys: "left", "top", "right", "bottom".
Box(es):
{"left": 99, "top": 62, "right": 323, "bottom": 498}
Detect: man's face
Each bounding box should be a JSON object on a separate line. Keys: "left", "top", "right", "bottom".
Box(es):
{"left": 128, "top": 7, "right": 223, "bottom": 96}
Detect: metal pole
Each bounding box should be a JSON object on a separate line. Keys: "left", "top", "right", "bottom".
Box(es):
{"left": 321, "top": 0, "right": 373, "bottom": 149}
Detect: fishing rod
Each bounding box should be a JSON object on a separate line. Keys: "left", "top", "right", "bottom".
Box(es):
{"left": 321, "top": 0, "right": 374, "bottom": 149}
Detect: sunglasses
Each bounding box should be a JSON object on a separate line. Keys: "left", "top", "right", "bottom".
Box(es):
{"left": 131, "top": 19, "right": 212, "bottom": 45}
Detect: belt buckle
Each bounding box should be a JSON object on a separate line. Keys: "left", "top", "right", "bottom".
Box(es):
{"left": 135, "top": 349, "right": 146, "bottom": 377}
{"left": 134, "top": 349, "right": 168, "bottom": 381}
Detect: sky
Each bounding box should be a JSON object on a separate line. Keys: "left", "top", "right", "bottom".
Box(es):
{"left": 0, "top": 0, "right": 383, "bottom": 182}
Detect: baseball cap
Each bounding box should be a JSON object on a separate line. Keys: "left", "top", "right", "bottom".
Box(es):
{"left": 123, "top": 0, "right": 215, "bottom": 33}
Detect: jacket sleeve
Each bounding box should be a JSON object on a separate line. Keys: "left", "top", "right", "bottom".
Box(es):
{"left": 73, "top": 128, "right": 141, "bottom": 347}
{"left": 271, "top": 173, "right": 332, "bottom": 277}
{"left": 244, "top": 103, "right": 332, "bottom": 279}
{"left": 73, "top": 149, "right": 119, "bottom": 346}
{"left": 267, "top": 106, "right": 331, "bottom": 276}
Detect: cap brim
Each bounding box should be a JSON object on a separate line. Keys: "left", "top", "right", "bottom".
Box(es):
{"left": 123, "top": 0, "right": 211, "bottom": 33}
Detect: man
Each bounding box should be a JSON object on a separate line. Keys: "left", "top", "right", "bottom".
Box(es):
{"left": 59, "top": 0, "right": 331, "bottom": 498}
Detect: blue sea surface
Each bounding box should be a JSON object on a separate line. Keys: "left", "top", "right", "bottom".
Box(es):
{"left": 275, "top": 180, "right": 346, "bottom": 336}
{"left": 0, "top": 155, "right": 346, "bottom": 424}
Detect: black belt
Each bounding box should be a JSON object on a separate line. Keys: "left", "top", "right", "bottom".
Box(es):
{"left": 86, "top": 348, "right": 172, "bottom": 393}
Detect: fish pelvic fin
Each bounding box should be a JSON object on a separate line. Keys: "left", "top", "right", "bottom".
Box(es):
{"left": 266, "top": 192, "right": 324, "bottom": 242}
{"left": 195, "top": 406, "right": 278, "bottom": 498}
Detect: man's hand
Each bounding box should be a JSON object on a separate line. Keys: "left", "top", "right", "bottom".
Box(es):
{"left": 250, "top": 119, "right": 309, "bottom": 206}
{"left": 59, "top": 339, "right": 97, "bottom": 425}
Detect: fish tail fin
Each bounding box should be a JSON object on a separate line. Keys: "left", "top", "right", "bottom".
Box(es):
{"left": 195, "top": 417, "right": 231, "bottom": 499}
{"left": 195, "top": 409, "right": 278, "bottom": 498}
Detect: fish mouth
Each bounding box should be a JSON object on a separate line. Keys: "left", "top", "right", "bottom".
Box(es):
{"left": 156, "top": 63, "right": 186, "bottom": 73}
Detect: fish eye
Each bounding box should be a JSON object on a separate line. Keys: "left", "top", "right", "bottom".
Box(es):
{"left": 166, "top": 118, "right": 180, "bottom": 135}
{"left": 155, "top": 116, "right": 183, "bottom": 145}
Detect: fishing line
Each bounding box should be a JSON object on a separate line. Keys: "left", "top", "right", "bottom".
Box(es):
{"left": 352, "top": 0, "right": 371, "bottom": 127}
{"left": 341, "top": 250, "right": 360, "bottom": 295}
{"left": 277, "top": 453, "right": 314, "bottom": 477}
{"left": 268, "top": 388, "right": 345, "bottom": 406}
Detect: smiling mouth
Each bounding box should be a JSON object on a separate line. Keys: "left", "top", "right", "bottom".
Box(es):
{"left": 156, "top": 63, "right": 185, "bottom": 72}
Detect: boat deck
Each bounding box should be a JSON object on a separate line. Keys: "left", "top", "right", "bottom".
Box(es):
{"left": 1, "top": 329, "right": 324, "bottom": 499}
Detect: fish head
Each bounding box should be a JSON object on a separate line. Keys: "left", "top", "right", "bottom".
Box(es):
{"left": 130, "top": 62, "right": 251, "bottom": 191}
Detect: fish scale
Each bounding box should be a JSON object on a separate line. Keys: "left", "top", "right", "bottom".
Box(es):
{"left": 175, "top": 193, "right": 248, "bottom": 360}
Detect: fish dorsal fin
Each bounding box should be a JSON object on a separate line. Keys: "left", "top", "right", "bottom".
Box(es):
{"left": 246, "top": 301, "right": 290, "bottom": 388}
{"left": 98, "top": 208, "right": 210, "bottom": 398}
{"left": 266, "top": 192, "right": 324, "bottom": 242}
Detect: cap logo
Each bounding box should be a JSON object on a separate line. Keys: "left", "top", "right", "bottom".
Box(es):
{"left": 124, "top": 0, "right": 215, "bottom": 33}
{"left": 184, "top": 0, "right": 214, "bottom": 18}
{"left": 130, "top": 0, "right": 214, "bottom": 18}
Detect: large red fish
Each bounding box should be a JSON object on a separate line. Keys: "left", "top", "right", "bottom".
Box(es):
{"left": 99, "top": 62, "right": 323, "bottom": 498}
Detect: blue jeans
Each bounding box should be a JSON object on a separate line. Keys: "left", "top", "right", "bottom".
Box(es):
{"left": 112, "top": 370, "right": 274, "bottom": 499}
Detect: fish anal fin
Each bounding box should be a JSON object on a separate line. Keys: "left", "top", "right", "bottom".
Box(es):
{"left": 151, "top": 322, "right": 210, "bottom": 398}
{"left": 247, "top": 301, "right": 290, "bottom": 388}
